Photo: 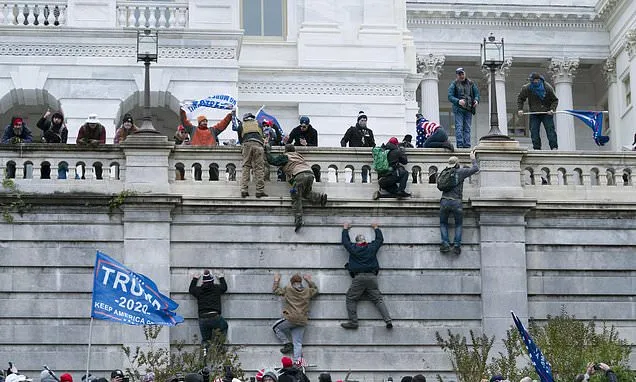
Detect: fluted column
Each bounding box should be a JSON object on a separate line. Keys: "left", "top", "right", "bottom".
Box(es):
{"left": 549, "top": 58, "right": 579, "bottom": 151}
{"left": 627, "top": 31, "right": 636, "bottom": 149}
{"left": 416, "top": 53, "right": 445, "bottom": 123}
{"left": 603, "top": 58, "right": 620, "bottom": 151}
{"left": 482, "top": 58, "right": 513, "bottom": 136}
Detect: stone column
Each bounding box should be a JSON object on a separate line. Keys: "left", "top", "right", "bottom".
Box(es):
{"left": 603, "top": 58, "right": 621, "bottom": 151}
{"left": 549, "top": 58, "right": 579, "bottom": 151}
{"left": 482, "top": 58, "right": 513, "bottom": 136}
{"left": 627, "top": 31, "right": 636, "bottom": 149}
{"left": 416, "top": 54, "right": 445, "bottom": 123}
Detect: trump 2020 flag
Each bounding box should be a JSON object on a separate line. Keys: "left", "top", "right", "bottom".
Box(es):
{"left": 511, "top": 311, "right": 554, "bottom": 382}
{"left": 91, "top": 251, "right": 184, "bottom": 326}
{"left": 563, "top": 110, "right": 609, "bottom": 146}
{"left": 255, "top": 106, "right": 284, "bottom": 138}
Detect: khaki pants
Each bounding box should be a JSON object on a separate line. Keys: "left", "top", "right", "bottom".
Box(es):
{"left": 241, "top": 141, "right": 265, "bottom": 193}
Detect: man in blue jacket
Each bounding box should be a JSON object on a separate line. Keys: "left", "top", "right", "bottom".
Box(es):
{"left": 340, "top": 222, "right": 392, "bottom": 329}
{"left": 448, "top": 68, "right": 480, "bottom": 148}
{"left": 2, "top": 116, "right": 33, "bottom": 144}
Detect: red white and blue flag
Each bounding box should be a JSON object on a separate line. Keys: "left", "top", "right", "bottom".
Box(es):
{"left": 562, "top": 110, "right": 609, "bottom": 146}
{"left": 511, "top": 311, "right": 554, "bottom": 382}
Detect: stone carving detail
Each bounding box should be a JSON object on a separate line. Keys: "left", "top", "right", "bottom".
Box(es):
{"left": 408, "top": 14, "right": 604, "bottom": 31}
{"left": 602, "top": 57, "right": 617, "bottom": 85}
{"left": 239, "top": 82, "right": 403, "bottom": 97}
{"left": 549, "top": 58, "right": 580, "bottom": 83}
{"left": 479, "top": 160, "right": 520, "bottom": 169}
{"left": 481, "top": 57, "right": 513, "bottom": 81}
{"left": 0, "top": 43, "right": 235, "bottom": 59}
{"left": 416, "top": 54, "right": 445, "bottom": 79}
{"left": 626, "top": 29, "right": 636, "bottom": 60}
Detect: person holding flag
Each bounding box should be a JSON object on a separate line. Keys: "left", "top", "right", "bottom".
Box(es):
{"left": 517, "top": 72, "right": 559, "bottom": 150}
{"left": 180, "top": 94, "right": 238, "bottom": 146}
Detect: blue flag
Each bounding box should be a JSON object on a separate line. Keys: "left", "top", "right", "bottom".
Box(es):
{"left": 563, "top": 110, "right": 609, "bottom": 146}
{"left": 256, "top": 107, "right": 285, "bottom": 138}
{"left": 91, "top": 251, "right": 184, "bottom": 326}
{"left": 511, "top": 311, "right": 554, "bottom": 382}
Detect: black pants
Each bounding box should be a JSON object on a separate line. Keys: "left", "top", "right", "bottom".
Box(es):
{"left": 378, "top": 167, "right": 408, "bottom": 194}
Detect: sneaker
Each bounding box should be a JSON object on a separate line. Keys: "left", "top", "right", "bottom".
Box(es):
{"left": 440, "top": 244, "right": 451, "bottom": 253}
{"left": 241, "top": 191, "right": 249, "bottom": 198}
{"left": 453, "top": 246, "right": 461, "bottom": 255}
{"left": 340, "top": 321, "right": 359, "bottom": 329}
{"left": 386, "top": 321, "right": 393, "bottom": 329}
{"left": 255, "top": 192, "right": 268, "bottom": 198}
{"left": 320, "top": 194, "right": 328, "bottom": 207}
{"left": 280, "top": 342, "right": 293, "bottom": 354}
{"left": 294, "top": 221, "right": 303, "bottom": 233}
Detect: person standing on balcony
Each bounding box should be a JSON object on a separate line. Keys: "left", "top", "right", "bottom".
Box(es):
{"left": 517, "top": 72, "right": 559, "bottom": 150}
{"left": 37, "top": 109, "right": 68, "bottom": 143}
{"left": 272, "top": 273, "right": 318, "bottom": 364}
{"left": 114, "top": 113, "right": 139, "bottom": 144}
{"left": 340, "top": 222, "right": 392, "bottom": 330}
{"left": 238, "top": 112, "right": 268, "bottom": 198}
{"left": 265, "top": 144, "right": 328, "bottom": 232}
{"left": 287, "top": 116, "right": 318, "bottom": 147}
{"left": 448, "top": 68, "right": 480, "bottom": 148}
{"left": 76, "top": 114, "right": 106, "bottom": 146}
{"left": 189, "top": 269, "right": 228, "bottom": 356}
{"left": 439, "top": 150, "right": 479, "bottom": 255}
{"left": 179, "top": 108, "right": 232, "bottom": 146}
{"left": 341, "top": 111, "right": 375, "bottom": 148}
{"left": 2, "top": 116, "right": 33, "bottom": 144}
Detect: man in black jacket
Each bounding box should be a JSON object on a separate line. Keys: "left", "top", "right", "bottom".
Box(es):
{"left": 189, "top": 269, "right": 228, "bottom": 353}
{"left": 340, "top": 111, "right": 375, "bottom": 148}
{"left": 37, "top": 109, "right": 68, "bottom": 143}
{"left": 378, "top": 137, "right": 410, "bottom": 198}
{"left": 340, "top": 222, "right": 392, "bottom": 330}
{"left": 287, "top": 116, "right": 318, "bottom": 147}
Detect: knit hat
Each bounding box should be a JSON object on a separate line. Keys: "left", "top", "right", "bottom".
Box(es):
{"left": 388, "top": 137, "right": 399, "bottom": 145}
{"left": 355, "top": 234, "right": 366, "bottom": 244}
{"left": 60, "top": 374, "right": 73, "bottom": 382}
{"left": 299, "top": 116, "right": 310, "bottom": 125}
{"left": 122, "top": 114, "right": 134, "bottom": 124}
{"left": 261, "top": 370, "right": 278, "bottom": 382}
{"left": 357, "top": 111, "right": 367, "bottom": 122}
{"left": 202, "top": 269, "right": 213, "bottom": 283}
{"left": 243, "top": 112, "right": 256, "bottom": 121}
{"left": 52, "top": 111, "right": 64, "bottom": 121}
{"left": 448, "top": 156, "right": 459, "bottom": 167}
{"left": 12, "top": 117, "right": 23, "bottom": 126}
{"left": 489, "top": 376, "right": 504, "bottom": 382}
{"left": 455, "top": 67, "right": 465, "bottom": 74}
{"left": 197, "top": 115, "right": 207, "bottom": 124}
{"left": 403, "top": 134, "right": 413, "bottom": 142}
{"left": 281, "top": 356, "right": 293, "bottom": 368}
{"left": 111, "top": 370, "right": 125, "bottom": 379}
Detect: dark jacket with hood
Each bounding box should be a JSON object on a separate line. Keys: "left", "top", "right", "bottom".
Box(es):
{"left": 188, "top": 277, "right": 228, "bottom": 316}
{"left": 278, "top": 367, "right": 310, "bottom": 382}
{"left": 341, "top": 228, "right": 383, "bottom": 275}
{"left": 385, "top": 142, "right": 408, "bottom": 169}
{"left": 517, "top": 79, "right": 559, "bottom": 113}
{"left": 37, "top": 112, "right": 68, "bottom": 143}
{"left": 441, "top": 159, "right": 479, "bottom": 201}
{"left": 2, "top": 118, "right": 33, "bottom": 143}
{"left": 340, "top": 123, "right": 375, "bottom": 147}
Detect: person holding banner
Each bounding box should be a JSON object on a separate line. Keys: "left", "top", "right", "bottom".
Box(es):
{"left": 517, "top": 72, "right": 559, "bottom": 150}
{"left": 238, "top": 112, "right": 268, "bottom": 198}
{"left": 179, "top": 109, "right": 233, "bottom": 147}
{"left": 189, "top": 269, "right": 229, "bottom": 354}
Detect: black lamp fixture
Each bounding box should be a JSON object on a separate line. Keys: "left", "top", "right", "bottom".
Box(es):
{"left": 136, "top": 29, "right": 160, "bottom": 134}
{"left": 480, "top": 33, "right": 512, "bottom": 141}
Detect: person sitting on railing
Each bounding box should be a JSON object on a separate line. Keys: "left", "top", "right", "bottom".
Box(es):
{"left": 2, "top": 116, "right": 33, "bottom": 144}
{"left": 399, "top": 134, "right": 414, "bottom": 148}
{"left": 179, "top": 108, "right": 232, "bottom": 147}
{"left": 415, "top": 113, "right": 454, "bottom": 151}
{"left": 76, "top": 114, "right": 106, "bottom": 146}
{"left": 114, "top": 113, "right": 139, "bottom": 144}
{"left": 37, "top": 108, "right": 68, "bottom": 143}
{"left": 378, "top": 137, "right": 410, "bottom": 198}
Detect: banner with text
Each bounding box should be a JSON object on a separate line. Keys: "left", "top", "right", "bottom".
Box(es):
{"left": 91, "top": 251, "right": 184, "bottom": 326}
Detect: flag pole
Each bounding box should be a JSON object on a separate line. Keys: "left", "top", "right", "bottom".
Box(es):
{"left": 85, "top": 317, "right": 94, "bottom": 381}
{"left": 522, "top": 111, "right": 609, "bottom": 115}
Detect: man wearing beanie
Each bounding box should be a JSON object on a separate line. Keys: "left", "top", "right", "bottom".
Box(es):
{"left": 340, "top": 111, "right": 375, "bottom": 148}
{"left": 272, "top": 274, "right": 318, "bottom": 365}
{"left": 278, "top": 356, "right": 310, "bottom": 382}
{"left": 37, "top": 108, "right": 68, "bottom": 143}
{"left": 60, "top": 374, "right": 74, "bottom": 382}
{"left": 189, "top": 269, "right": 228, "bottom": 354}
{"left": 517, "top": 72, "right": 559, "bottom": 150}
{"left": 438, "top": 150, "right": 479, "bottom": 255}
{"left": 340, "top": 222, "right": 392, "bottom": 329}
{"left": 179, "top": 107, "right": 233, "bottom": 147}
{"left": 2, "top": 116, "right": 33, "bottom": 144}
{"left": 448, "top": 67, "right": 480, "bottom": 148}
{"left": 377, "top": 137, "right": 410, "bottom": 198}
{"left": 114, "top": 113, "right": 139, "bottom": 144}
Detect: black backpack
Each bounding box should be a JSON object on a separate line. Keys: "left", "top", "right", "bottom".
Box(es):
{"left": 437, "top": 167, "right": 458, "bottom": 192}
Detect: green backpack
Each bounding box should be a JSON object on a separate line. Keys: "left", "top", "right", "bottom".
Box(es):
{"left": 372, "top": 146, "right": 391, "bottom": 176}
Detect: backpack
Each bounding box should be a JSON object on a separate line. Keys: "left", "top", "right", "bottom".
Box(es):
{"left": 437, "top": 167, "right": 458, "bottom": 192}
{"left": 372, "top": 146, "right": 390, "bottom": 176}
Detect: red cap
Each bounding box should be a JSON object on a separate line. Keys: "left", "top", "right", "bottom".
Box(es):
{"left": 281, "top": 356, "right": 293, "bottom": 368}
{"left": 388, "top": 137, "right": 399, "bottom": 145}
{"left": 60, "top": 374, "right": 73, "bottom": 382}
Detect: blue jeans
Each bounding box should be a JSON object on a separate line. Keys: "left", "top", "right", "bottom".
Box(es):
{"left": 454, "top": 110, "right": 472, "bottom": 148}
{"left": 273, "top": 318, "right": 306, "bottom": 362}
{"left": 440, "top": 198, "right": 463, "bottom": 247}
{"left": 529, "top": 114, "right": 558, "bottom": 150}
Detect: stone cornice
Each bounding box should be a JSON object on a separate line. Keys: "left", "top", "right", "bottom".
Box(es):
{"left": 596, "top": 0, "right": 624, "bottom": 21}
{"left": 0, "top": 43, "right": 236, "bottom": 59}
{"left": 238, "top": 82, "right": 404, "bottom": 97}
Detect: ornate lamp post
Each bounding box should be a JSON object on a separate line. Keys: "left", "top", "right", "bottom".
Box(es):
{"left": 480, "top": 33, "right": 512, "bottom": 141}
{"left": 136, "top": 29, "right": 159, "bottom": 134}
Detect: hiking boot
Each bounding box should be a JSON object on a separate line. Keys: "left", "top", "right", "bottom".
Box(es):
{"left": 397, "top": 191, "right": 411, "bottom": 198}
{"left": 280, "top": 342, "right": 293, "bottom": 354}
{"left": 241, "top": 191, "right": 249, "bottom": 198}
{"left": 454, "top": 246, "right": 462, "bottom": 255}
{"left": 255, "top": 192, "right": 268, "bottom": 198}
{"left": 440, "top": 244, "right": 451, "bottom": 253}
{"left": 385, "top": 321, "right": 393, "bottom": 329}
{"left": 320, "top": 193, "right": 328, "bottom": 207}
{"left": 294, "top": 219, "right": 303, "bottom": 233}
{"left": 341, "top": 321, "right": 359, "bottom": 329}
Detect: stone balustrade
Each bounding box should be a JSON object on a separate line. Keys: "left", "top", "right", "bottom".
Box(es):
{"left": 116, "top": 1, "right": 188, "bottom": 29}
{"left": 0, "top": 1, "right": 66, "bottom": 26}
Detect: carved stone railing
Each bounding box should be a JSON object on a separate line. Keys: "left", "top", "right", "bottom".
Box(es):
{"left": 0, "top": 1, "right": 67, "bottom": 26}
{"left": 116, "top": 1, "right": 188, "bottom": 29}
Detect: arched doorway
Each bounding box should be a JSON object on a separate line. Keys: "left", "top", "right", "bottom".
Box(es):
{"left": 0, "top": 88, "right": 62, "bottom": 141}
{"left": 115, "top": 91, "right": 180, "bottom": 138}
